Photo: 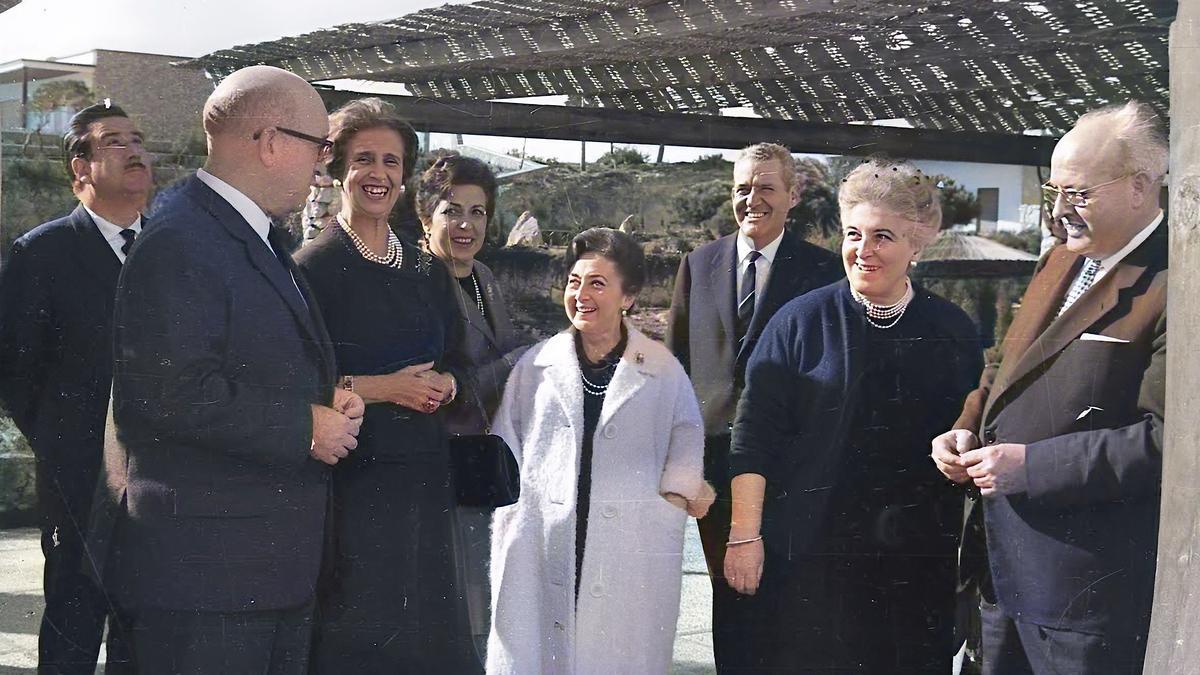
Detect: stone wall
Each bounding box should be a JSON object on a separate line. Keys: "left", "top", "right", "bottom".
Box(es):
{"left": 0, "top": 416, "right": 35, "bottom": 527}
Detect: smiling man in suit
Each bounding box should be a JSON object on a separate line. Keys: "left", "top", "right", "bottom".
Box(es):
{"left": 0, "top": 101, "right": 150, "bottom": 674}
{"left": 101, "top": 65, "right": 363, "bottom": 674}
{"left": 932, "top": 101, "right": 1168, "bottom": 674}
{"left": 666, "top": 143, "right": 841, "bottom": 672}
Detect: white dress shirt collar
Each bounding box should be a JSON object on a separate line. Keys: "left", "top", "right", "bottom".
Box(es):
{"left": 736, "top": 228, "right": 785, "bottom": 265}
{"left": 83, "top": 205, "right": 142, "bottom": 263}
{"left": 1093, "top": 210, "right": 1163, "bottom": 283}
{"left": 197, "top": 168, "right": 274, "bottom": 251}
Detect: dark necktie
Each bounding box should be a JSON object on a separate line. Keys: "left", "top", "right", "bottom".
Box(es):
{"left": 737, "top": 250, "right": 762, "bottom": 342}
{"left": 119, "top": 228, "right": 136, "bottom": 257}
{"left": 268, "top": 227, "right": 309, "bottom": 310}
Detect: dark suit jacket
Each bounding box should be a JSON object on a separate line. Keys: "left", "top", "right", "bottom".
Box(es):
{"left": 954, "top": 220, "right": 1167, "bottom": 633}
{"left": 100, "top": 175, "right": 337, "bottom": 613}
{"left": 442, "top": 260, "right": 531, "bottom": 436}
{"left": 666, "top": 230, "right": 841, "bottom": 443}
{"left": 0, "top": 206, "right": 128, "bottom": 516}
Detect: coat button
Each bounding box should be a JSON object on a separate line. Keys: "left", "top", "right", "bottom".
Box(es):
{"left": 601, "top": 505, "right": 617, "bottom": 518}
{"left": 590, "top": 583, "right": 604, "bottom": 598}
{"left": 983, "top": 429, "right": 997, "bottom": 444}
{"left": 602, "top": 424, "right": 616, "bottom": 439}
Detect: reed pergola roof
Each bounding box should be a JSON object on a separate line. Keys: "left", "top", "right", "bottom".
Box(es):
{"left": 192, "top": 0, "right": 1174, "bottom": 158}
{"left": 917, "top": 230, "right": 1040, "bottom": 278}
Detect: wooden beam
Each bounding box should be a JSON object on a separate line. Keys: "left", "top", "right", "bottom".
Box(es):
{"left": 1145, "top": 2, "right": 1200, "bottom": 670}
{"left": 318, "top": 90, "right": 1055, "bottom": 165}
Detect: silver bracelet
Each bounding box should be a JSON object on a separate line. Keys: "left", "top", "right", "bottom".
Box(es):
{"left": 726, "top": 535, "right": 763, "bottom": 546}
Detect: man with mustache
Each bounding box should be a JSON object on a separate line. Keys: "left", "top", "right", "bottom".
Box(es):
{"left": 0, "top": 101, "right": 150, "bottom": 673}
{"left": 932, "top": 100, "right": 1168, "bottom": 673}
{"left": 666, "top": 143, "right": 840, "bottom": 672}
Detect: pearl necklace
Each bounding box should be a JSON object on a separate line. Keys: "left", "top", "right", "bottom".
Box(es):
{"left": 581, "top": 364, "right": 617, "bottom": 396}
{"left": 470, "top": 272, "right": 486, "bottom": 319}
{"left": 580, "top": 353, "right": 619, "bottom": 396}
{"left": 337, "top": 215, "right": 404, "bottom": 270}
{"left": 850, "top": 278, "right": 914, "bottom": 330}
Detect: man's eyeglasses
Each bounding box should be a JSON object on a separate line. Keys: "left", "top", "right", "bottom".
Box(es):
{"left": 1041, "top": 174, "right": 1132, "bottom": 208}
{"left": 253, "top": 126, "right": 333, "bottom": 160}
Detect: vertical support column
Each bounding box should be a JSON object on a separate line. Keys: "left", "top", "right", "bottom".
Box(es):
{"left": 1145, "top": 5, "right": 1200, "bottom": 672}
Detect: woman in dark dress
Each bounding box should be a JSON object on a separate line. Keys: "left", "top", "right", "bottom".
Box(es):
{"left": 416, "top": 152, "right": 533, "bottom": 661}
{"left": 724, "top": 158, "right": 984, "bottom": 673}
{"left": 294, "top": 97, "right": 479, "bottom": 673}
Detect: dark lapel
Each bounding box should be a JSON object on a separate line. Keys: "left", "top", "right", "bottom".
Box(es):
{"left": 991, "top": 223, "right": 1165, "bottom": 406}
{"left": 68, "top": 204, "right": 122, "bottom": 288}
{"left": 737, "top": 230, "right": 807, "bottom": 363}
{"left": 286, "top": 246, "right": 336, "bottom": 391}
{"left": 708, "top": 235, "right": 738, "bottom": 349}
{"left": 745, "top": 231, "right": 802, "bottom": 338}
{"left": 186, "top": 177, "right": 320, "bottom": 346}
{"left": 454, "top": 262, "right": 499, "bottom": 349}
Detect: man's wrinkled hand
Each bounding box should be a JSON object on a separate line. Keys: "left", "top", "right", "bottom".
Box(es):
{"left": 310, "top": 404, "right": 361, "bottom": 465}
{"left": 961, "top": 443, "right": 1028, "bottom": 496}
{"left": 931, "top": 429, "right": 980, "bottom": 484}
{"left": 332, "top": 387, "right": 365, "bottom": 420}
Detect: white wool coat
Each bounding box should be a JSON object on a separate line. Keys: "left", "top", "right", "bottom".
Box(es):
{"left": 486, "top": 327, "right": 705, "bottom": 675}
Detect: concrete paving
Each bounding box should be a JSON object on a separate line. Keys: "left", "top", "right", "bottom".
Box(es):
{"left": 0, "top": 523, "right": 716, "bottom": 674}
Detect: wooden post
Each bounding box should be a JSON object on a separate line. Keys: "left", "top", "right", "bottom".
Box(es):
{"left": 657, "top": 144, "right": 665, "bottom": 163}
{"left": 1145, "top": 4, "right": 1200, "bottom": 672}
{"left": 580, "top": 140, "right": 586, "bottom": 171}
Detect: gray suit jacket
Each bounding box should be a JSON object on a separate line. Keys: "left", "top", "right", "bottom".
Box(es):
{"left": 442, "top": 260, "right": 532, "bottom": 435}
{"left": 666, "top": 230, "right": 841, "bottom": 439}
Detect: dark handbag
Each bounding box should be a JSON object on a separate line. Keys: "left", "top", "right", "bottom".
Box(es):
{"left": 450, "top": 432, "right": 520, "bottom": 508}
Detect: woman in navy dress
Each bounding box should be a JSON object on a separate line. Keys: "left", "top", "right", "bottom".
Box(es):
{"left": 724, "top": 158, "right": 983, "bottom": 673}
{"left": 295, "top": 97, "right": 478, "bottom": 673}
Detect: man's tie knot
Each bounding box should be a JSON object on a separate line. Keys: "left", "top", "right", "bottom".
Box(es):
{"left": 1057, "top": 257, "right": 1101, "bottom": 317}
{"left": 119, "top": 229, "right": 137, "bottom": 257}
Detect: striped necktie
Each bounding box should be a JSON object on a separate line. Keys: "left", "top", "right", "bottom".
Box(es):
{"left": 1057, "top": 257, "right": 1101, "bottom": 317}
{"left": 737, "top": 250, "right": 762, "bottom": 341}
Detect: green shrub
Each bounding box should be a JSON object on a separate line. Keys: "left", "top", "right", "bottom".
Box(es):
{"left": 596, "top": 146, "right": 647, "bottom": 166}
{"left": 673, "top": 179, "right": 730, "bottom": 230}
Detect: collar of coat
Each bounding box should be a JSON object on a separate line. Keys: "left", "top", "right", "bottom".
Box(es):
{"left": 532, "top": 324, "right": 666, "bottom": 430}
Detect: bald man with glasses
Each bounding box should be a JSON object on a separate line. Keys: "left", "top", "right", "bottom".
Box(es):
{"left": 96, "top": 66, "right": 362, "bottom": 674}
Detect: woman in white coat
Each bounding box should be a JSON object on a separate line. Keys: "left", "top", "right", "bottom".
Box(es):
{"left": 488, "top": 227, "right": 715, "bottom": 675}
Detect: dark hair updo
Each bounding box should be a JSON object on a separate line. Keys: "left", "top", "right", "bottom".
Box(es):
{"left": 326, "top": 97, "right": 419, "bottom": 183}
{"left": 568, "top": 227, "right": 646, "bottom": 296}
{"left": 415, "top": 151, "right": 498, "bottom": 227}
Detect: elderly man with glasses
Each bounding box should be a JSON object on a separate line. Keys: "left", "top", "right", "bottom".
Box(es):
{"left": 932, "top": 100, "right": 1168, "bottom": 674}
{"left": 93, "top": 66, "right": 364, "bottom": 674}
